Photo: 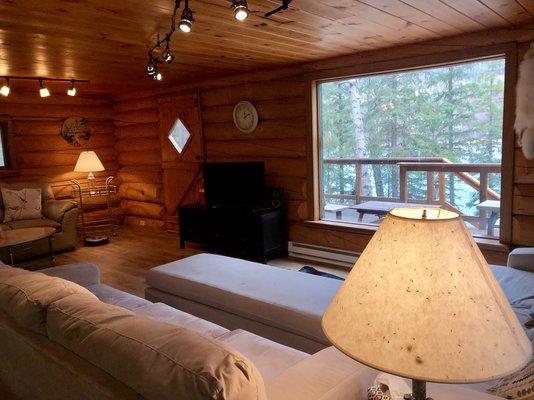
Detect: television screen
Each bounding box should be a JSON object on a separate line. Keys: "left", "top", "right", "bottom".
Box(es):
{"left": 203, "top": 162, "right": 265, "bottom": 207}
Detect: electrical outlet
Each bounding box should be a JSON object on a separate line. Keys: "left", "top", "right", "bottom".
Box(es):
{"left": 139, "top": 220, "right": 146, "bottom": 226}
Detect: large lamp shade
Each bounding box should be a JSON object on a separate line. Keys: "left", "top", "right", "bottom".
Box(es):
{"left": 322, "top": 208, "right": 531, "bottom": 384}
{"left": 74, "top": 151, "right": 105, "bottom": 173}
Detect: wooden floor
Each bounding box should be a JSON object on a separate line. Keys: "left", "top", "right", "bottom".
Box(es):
{"left": 22, "top": 225, "right": 347, "bottom": 297}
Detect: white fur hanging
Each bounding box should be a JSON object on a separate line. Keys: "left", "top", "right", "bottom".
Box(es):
{"left": 515, "top": 42, "right": 534, "bottom": 160}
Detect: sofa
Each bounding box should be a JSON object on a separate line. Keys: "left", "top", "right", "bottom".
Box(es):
{"left": 0, "top": 182, "right": 78, "bottom": 260}
{"left": 0, "top": 262, "right": 504, "bottom": 400}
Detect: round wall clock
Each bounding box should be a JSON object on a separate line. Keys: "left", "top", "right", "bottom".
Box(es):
{"left": 233, "top": 101, "right": 259, "bottom": 133}
{"left": 61, "top": 116, "right": 91, "bottom": 146}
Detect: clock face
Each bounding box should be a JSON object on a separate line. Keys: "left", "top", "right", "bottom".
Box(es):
{"left": 233, "top": 101, "right": 259, "bottom": 133}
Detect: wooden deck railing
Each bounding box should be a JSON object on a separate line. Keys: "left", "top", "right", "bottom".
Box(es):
{"left": 322, "top": 157, "right": 501, "bottom": 225}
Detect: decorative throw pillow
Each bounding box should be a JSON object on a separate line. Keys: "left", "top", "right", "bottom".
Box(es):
{"left": 368, "top": 384, "right": 391, "bottom": 400}
{"left": 487, "top": 354, "right": 533, "bottom": 399}
{"left": 1, "top": 188, "right": 42, "bottom": 222}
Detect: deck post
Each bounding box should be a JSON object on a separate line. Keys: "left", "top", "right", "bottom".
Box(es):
{"left": 355, "top": 162, "right": 362, "bottom": 204}
{"left": 479, "top": 172, "right": 489, "bottom": 230}
{"left": 399, "top": 166, "right": 408, "bottom": 203}
{"left": 438, "top": 172, "right": 446, "bottom": 206}
{"left": 426, "top": 171, "right": 434, "bottom": 204}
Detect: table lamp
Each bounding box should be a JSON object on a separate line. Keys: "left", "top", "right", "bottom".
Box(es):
{"left": 74, "top": 151, "right": 105, "bottom": 194}
{"left": 322, "top": 208, "right": 532, "bottom": 400}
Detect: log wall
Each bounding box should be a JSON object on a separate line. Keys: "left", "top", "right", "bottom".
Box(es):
{"left": 0, "top": 92, "right": 117, "bottom": 222}
{"left": 113, "top": 97, "right": 166, "bottom": 229}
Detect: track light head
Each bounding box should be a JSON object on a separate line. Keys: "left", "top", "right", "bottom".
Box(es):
{"left": 154, "top": 72, "right": 162, "bottom": 81}
{"left": 67, "top": 80, "right": 77, "bottom": 96}
{"left": 161, "top": 46, "right": 174, "bottom": 64}
{"left": 0, "top": 78, "right": 10, "bottom": 97}
{"left": 39, "top": 79, "right": 50, "bottom": 97}
{"left": 146, "top": 58, "right": 157, "bottom": 76}
{"left": 179, "top": 7, "right": 194, "bottom": 33}
{"left": 232, "top": 0, "right": 249, "bottom": 21}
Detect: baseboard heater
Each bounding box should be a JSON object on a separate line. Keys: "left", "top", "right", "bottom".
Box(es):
{"left": 288, "top": 242, "right": 359, "bottom": 269}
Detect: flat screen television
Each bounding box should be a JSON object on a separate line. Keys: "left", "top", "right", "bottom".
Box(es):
{"left": 203, "top": 162, "right": 265, "bottom": 208}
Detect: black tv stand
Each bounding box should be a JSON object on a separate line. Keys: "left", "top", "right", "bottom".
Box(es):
{"left": 178, "top": 204, "right": 287, "bottom": 263}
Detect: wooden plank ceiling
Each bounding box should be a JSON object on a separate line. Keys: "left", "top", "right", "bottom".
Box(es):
{"left": 0, "top": 0, "right": 533, "bottom": 95}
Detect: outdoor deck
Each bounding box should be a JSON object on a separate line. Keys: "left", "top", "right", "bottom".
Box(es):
{"left": 322, "top": 157, "right": 501, "bottom": 238}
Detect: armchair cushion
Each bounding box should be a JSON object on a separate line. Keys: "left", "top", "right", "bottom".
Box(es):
{"left": 508, "top": 248, "right": 534, "bottom": 273}
{"left": 43, "top": 199, "right": 77, "bottom": 223}
{"left": 6, "top": 218, "right": 61, "bottom": 230}
{"left": 1, "top": 188, "right": 42, "bottom": 222}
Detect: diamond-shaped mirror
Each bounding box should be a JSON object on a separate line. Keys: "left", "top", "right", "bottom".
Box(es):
{"left": 168, "top": 118, "right": 191, "bottom": 154}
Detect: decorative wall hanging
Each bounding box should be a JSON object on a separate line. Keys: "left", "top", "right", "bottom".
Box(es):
{"left": 515, "top": 42, "right": 534, "bottom": 160}
{"left": 61, "top": 116, "right": 91, "bottom": 146}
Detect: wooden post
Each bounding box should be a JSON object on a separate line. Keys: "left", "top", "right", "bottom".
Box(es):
{"left": 355, "top": 162, "right": 362, "bottom": 204}
{"left": 479, "top": 172, "right": 488, "bottom": 230}
{"left": 426, "top": 171, "right": 434, "bottom": 204}
{"left": 399, "top": 166, "right": 408, "bottom": 203}
{"left": 439, "top": 172, "right": 446, "bottom": 206}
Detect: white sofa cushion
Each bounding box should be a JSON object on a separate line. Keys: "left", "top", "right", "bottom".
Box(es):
{"left": 0, "top": 266, "right": 97, "bottom": 335}
{"left": 146, "top": 254, "right": 342, "bottom": 345}
{"left": 87, "top": 284, "right": 152, "bottom": 311}
{"left": 47, "top": 294, "right": 267, "bottom": 400}
{"left": 134, "top": 302, "right": 230, "bottom": 339}
{"left": 218, "top": 329, "right": 308, "bottom": 383}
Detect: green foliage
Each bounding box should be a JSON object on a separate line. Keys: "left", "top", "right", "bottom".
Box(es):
{"left": 320, "top": 58, "right": 505, "bottom": 216}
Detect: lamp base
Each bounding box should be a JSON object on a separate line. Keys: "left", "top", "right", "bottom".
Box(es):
{"left": 403, "top": 380, "right": 433, "bottom": 400}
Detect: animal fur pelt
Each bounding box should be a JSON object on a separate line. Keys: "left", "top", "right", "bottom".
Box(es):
{"left": 515, "top": 42, "right": 534, "bottom": 159}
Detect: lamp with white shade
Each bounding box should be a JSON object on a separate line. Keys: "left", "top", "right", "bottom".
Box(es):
{"left": 74, "top": 151, "right": 105, "bottom": 194}
{"left": 322, "top": 208, "right": 532, "bottom": 400}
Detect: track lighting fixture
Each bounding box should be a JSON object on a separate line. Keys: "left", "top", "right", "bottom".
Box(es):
{"left": 179, "top": 0, "right": 194, "bottom": 33}
{"left": 146, "top": 0, "right": 294, "bottom": 80}
{"left": 232, "top": 0, "right": 249, "bottom": 21}
{"left": 0, "top": 77, "right": 88, "bottom": 97}
{"left": 0, "top": 78, "right": 10, "bottom": 97}
{"left": 39, "top": 80, "right": 50, "bottom": 97}
{"left": 67, "top": 80, "right": 77, "bottom": 96}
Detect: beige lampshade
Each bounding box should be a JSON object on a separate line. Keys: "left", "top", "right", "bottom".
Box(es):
{"left": 74, "top": 151, "right": 105, "bottom": 173}
{"left": 322, "top": 208, "right": 532, "bottom": 384}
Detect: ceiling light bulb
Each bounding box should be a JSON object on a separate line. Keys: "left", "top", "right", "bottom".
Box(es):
{"left": 0, "top": 78, "right": 10, "bottom": 97}
{"left": 232, "top": 0, "right": 249, "bottom": 21}
{"left": 67, "top": 80, "right": 76, "bottom": 96}
{"left": 154, "top": 72, "right": 162, "bottom": 81}
{"left": 39, "top": 80, "right": 50, "bottom": 97}
{"left": 179, "top": 7, "right": 194, "bottom": 33}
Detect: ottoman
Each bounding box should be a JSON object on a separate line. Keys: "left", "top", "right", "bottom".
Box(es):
{"left": 145, "top": 253, "right": 343, "bottom": 353}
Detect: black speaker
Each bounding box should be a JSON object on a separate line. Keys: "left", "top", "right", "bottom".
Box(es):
{"left": 264, "top": 187, "right": 285, "bottom": 210}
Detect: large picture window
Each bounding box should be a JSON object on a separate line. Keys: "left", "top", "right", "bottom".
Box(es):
{"left": 318, "top": 57, "right": 506, "bottom": 239}
{"left": 0, "top": 116, "right": 15, "bottom": 171}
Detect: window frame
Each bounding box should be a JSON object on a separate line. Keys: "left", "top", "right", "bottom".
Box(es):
{"left": 307, "top": 43, "right": 517, "bottom": 245}
{"left": 0, "top": 115, "right": 17, "bottom": 175}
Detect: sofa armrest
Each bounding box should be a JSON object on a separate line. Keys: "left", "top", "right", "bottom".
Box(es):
{"left": 40, "top": 262, "right": 101, "bottom": 287}
{"left": 507, "top": 248, "right": 534, "bottom": 273}
{"left": 266, "top": 347, "right": 378, "bottom": 400}
{"left": 43, "top": 199, "right": 78, "bottom": 223}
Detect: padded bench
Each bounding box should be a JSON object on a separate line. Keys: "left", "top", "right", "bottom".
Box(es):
{"left": 145, "top": 254, "right": 343, "bottom": 353}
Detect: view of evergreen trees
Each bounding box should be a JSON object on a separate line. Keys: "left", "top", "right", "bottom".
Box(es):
{"left": 319, "top": 58, "right": 505, "bottom": 217}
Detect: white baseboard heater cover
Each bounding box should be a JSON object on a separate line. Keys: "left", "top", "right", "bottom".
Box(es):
{"left": 288, "top": 242, "right": 359, "bottom": 268}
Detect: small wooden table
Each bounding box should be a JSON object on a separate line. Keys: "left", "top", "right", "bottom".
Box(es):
{"left": 324, "top": 204, "right": 350, "bottom": 220}
{"left": 350, "top": 201, "right": 440, "bottom": 222}
{"left": 477, "top": 200, "right": 500, "bottom": 236}
{"left": 0, "top": 227, "right": 55, "bottom": 267}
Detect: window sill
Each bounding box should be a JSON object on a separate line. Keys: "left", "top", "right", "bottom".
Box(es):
{"left": 303, "top": 219, "right": 509, "bottom": 253}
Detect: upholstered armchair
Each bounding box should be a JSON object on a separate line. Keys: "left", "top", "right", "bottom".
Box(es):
{"left": 0, "top": 182, "right": 78, "bottom": 261}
